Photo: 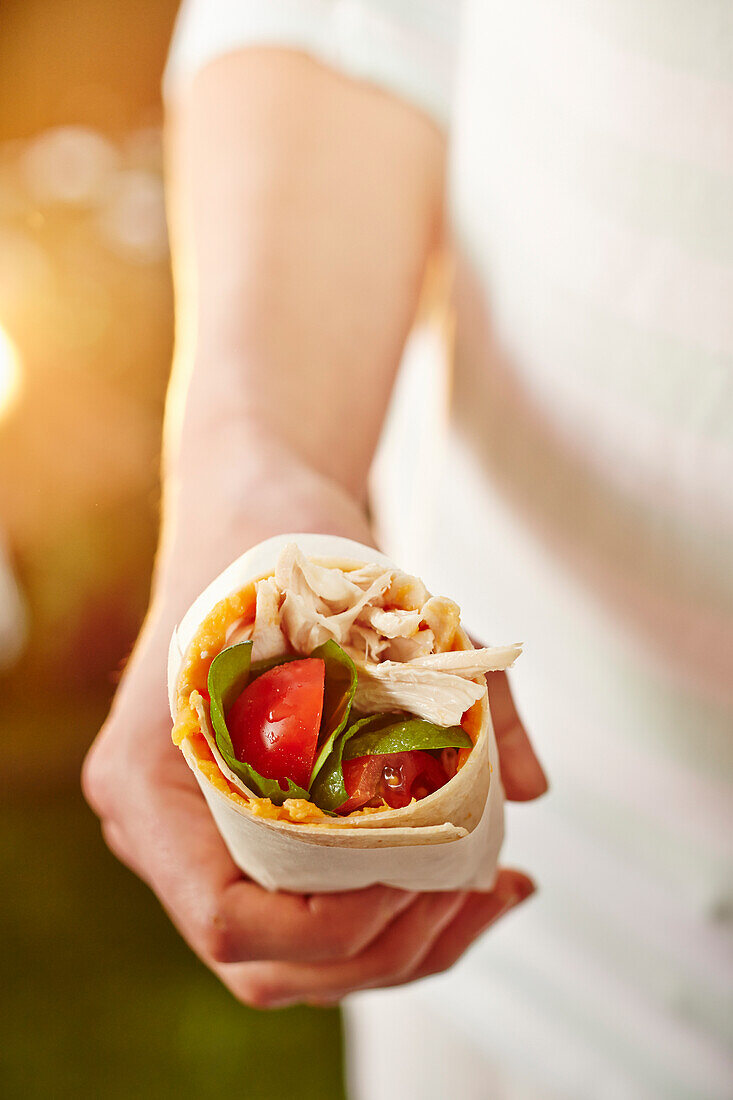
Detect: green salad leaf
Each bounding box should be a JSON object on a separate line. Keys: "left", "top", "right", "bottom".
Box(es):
{"left": 308, "top": 713, "right": 374, "bottom": 812}
{"left": 206, "top": 641, "right": 309, "bottom": 803}
{"left": 309, "top": 712, "right": 472, "bottom": 813}
{"left": 308, "top": 640, "right": 358, "bottom": 784}
{"left": 343, "top": 716, "right": 472, "bottom": 760}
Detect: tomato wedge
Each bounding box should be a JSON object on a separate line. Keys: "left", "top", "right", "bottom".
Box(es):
{"left": 338, "top": 750, "right": 448, "bottom": 814}
{"left": 227, "top": 658, "right": 325, "bottom": 790}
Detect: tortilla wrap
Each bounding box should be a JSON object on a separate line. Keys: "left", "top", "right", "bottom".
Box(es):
{"left": 168, "top": 534, "right": 505, "bottom": 892}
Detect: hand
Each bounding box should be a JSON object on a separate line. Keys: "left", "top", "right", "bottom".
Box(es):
{"left": 204, "top": 670, "right": 545, "bottom": 1007}
{"left": 83, "top": 451, "right": 547, "bottom": 1008}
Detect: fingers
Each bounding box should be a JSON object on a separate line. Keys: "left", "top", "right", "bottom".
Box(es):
{"left": 318, "top": 869, "right": 534, "bottom": 1003}
{"left": 206, "top": 881, "right": 418, "bottom": 964}
{"left": 221, "top": 871, "right": 535, "bottom": 1008}
{"left": 486, "top": 670, "right": 548, "bottom": 801}
{"left": 220, "top": 890, "right": 468, "bottom": 1008}
{"left": 88, "top": 727, "right": 419, "bottom": 966}
{"left": 152, "top": 799, "right": 418, "bottom": 965}
{"left": 137, "top": 790, "right": 418, "bottom": 966}
{"left": 406, "top": 869, "right": 534, "bottom": 983}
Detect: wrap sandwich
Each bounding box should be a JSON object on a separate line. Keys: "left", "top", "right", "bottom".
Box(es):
{"left": 168, "top": 534, "right": 521, "bottom": 892}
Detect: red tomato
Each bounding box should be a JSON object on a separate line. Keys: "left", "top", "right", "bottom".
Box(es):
{"left": 338, "top": 750, "right": 448, "bottom": 814}
{"left": 227, "top": 658, "right": 325, "bottom": 790}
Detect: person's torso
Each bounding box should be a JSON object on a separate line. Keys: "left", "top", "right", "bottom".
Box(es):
{"left": 372, "top": 4, "right": 733, "bottom": 1095}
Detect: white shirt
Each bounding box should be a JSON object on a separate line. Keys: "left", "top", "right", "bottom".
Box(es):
{"left": 166, "top": 4, "right": 733, "bottom": 1097}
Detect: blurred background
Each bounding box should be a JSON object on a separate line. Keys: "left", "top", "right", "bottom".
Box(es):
{"left": 0, "top": 3, "right": 345, "bottom": 1096}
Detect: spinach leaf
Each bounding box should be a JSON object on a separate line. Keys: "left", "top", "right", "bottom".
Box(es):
{"left": 208, "top": 641, "right": 253, "bottom": 727}
{"left": 207, "top": 641, "right": 308, "bottom": 804}
{"left": 308, "top": 714, "right": 375, "bottom": 812}
{"left": 343, "top": 717, "right": 472, "bottom": 760}
{"left": 309, "top": 712, "right": 471, "bottom": 813}
{"left": 308, "top": 640, "right": 358, "bottom": 784}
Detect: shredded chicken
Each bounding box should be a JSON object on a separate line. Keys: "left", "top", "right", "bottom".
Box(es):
{"left": 251, "top": 577, "right": 286, "bottom": 661}
{"left": 225, "top": 618, "right": 253, "bottom": 647}
{"left": 341, "top": 563, "right": 392, "bottom": 591}
{"left": 408, "top": 644, "right": 522, "bottom": 676}
{"left": 276, "top": 543, "right": 390, "bottom": 610}
{"left": 378, "top": 570, "right": 429, "bottom": 613}
{"left": 281, "top": 574, "right": 392, "bottom": 652}
{"left": 383, "top": 629, "right": 435, "bottom": 663}
{"left": 275, "top": 545, "right": 393, "bottom": 652}
{"left": 345, "top": 624, "right": 390, "bottom": 663}
{"left": 353, "top": 662, "right": 485, "bottom": 727}
{"left": 221, "top": 543, "right": 520, "bottom": 727}
{"left": 421, "top": 596, "right": 461, "bottom": 653}
{"left": 358, "top": 606, "right": 421, "bottom": 639}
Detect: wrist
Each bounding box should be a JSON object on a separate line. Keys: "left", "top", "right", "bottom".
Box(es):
{"left": 154, "top": 435, "right": 375, "bottom": 618}
{"left": 167, "top": 349, "right": 376, "bottom": 501}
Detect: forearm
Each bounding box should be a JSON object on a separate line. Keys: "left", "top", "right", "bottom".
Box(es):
{"left": 163, "top": 49, "right": 445, "bottom": 525}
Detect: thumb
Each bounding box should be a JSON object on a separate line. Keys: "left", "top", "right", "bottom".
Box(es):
{"left": 486, "top": 670, "right": 548, "bottom": 801}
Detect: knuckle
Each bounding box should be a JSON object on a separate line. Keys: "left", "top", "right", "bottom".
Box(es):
{"left": 100, "top": 820, "right": 125, "bottom": 861}
{"left": 201, "top": 916, "right": 239, "bottom": 965}
{"left": 81, "top": 744, "right": 114, "bottom": 817}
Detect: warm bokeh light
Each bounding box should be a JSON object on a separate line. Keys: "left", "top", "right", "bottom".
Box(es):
{"left": 0, "top": 323, "right": 21, "bottom": 420}
{"left": 0, "top": 7, "right": 344, "bottom": 1094}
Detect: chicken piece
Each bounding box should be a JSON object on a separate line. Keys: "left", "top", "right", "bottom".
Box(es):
{"left": 225, "top": 618, "right": 254, "bottom": 647}
{"left": 378, "top": 570, "right": 430, "bottom": 613}
{"left": 343, "top": 563, "right": 393, "bottom": 591}
{"left": 353, "top": 661, "right": 485, "bottom": 726}
{"left": 358, "top": 606, "right": 422, "bottom": 639}
{"left": 408, "top": 644, "right": 522, "bottom": 676}
{"left": 279, "top": 593, "right": 334, "bottom": 653}
{"left": 277, "top": 544, "right": 392, "bottom": 654}
{"left": 276, "top": 543, "right": 390, "bottom": 611}
{"left": 421, "top": 596, "right": 461, "bottom": 652}
{"left": 383, "top": 628, "right": 436, "bottom": 663}
{"left": 344, "top": 624, "right": 390, "bottom": 663}
{"left": 250, "top": 577, "right": 288, "bottom": 661}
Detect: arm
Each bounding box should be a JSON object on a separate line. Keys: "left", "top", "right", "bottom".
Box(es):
{"left": 83, "top": 50, "right": 545, "bottom": 1007}
{"left": 153, "top": 48, "right": 443, "bottom": 609}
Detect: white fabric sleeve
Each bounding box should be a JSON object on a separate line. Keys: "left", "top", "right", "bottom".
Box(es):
{"left": 164, "top": 0, "right": 460, "bottom": 129}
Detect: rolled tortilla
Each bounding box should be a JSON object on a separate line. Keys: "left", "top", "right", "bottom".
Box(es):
{"left": 168, "top": 534, "right": 505, "bottom": 892}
